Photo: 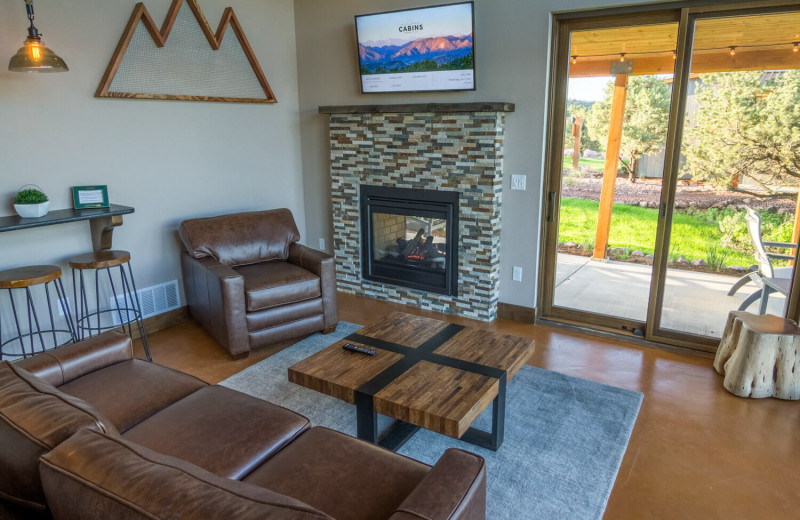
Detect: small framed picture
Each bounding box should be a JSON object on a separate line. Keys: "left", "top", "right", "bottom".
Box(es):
{"left": 72, "top": 185, "right": 110, "bottom": 209}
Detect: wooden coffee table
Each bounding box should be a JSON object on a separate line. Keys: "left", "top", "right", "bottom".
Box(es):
{"left": 288, "top": 312, "right": 535, "bottom": 451}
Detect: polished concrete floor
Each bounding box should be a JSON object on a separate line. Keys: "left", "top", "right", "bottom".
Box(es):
{"left": 141, "top": 293, "right": 800, "bottom": 519}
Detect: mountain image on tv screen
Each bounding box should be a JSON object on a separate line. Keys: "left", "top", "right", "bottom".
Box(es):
{"left": 356, "top": 3, "right": 474, "bottom": 79}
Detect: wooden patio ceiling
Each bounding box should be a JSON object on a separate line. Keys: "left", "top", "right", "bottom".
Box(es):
{"left": 569, "top": 12, "right": 800, "bottom": 77}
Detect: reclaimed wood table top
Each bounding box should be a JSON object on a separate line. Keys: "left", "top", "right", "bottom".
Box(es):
{"left": 289, "top": 311, "right": 535, "bottom": 439}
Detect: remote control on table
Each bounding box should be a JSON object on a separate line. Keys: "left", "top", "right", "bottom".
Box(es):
{"left": 342, "top": 343, "right": 376, "bottom": 356}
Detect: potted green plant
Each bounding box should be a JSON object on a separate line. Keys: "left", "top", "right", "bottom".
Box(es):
{"left": 14, "top": 186, "right": 50, "bottom": 218}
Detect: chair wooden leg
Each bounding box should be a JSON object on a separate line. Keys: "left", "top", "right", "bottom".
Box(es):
{"left": 323, "top": 326, "right": 337, "bottom": 335}
{"left": 231, "top": 351, "right": 250, "bottom": 360}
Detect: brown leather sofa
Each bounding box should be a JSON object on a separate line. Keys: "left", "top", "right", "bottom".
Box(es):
{"left": 178, "top": 208, "right": 338, "bottom": 358}
{"left": 0, "top": 332, "right": 486, "bottom": 520}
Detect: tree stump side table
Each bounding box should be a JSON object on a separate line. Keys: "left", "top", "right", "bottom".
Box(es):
{"left": 715, "top": 311, "right": 800, "bottom": 400}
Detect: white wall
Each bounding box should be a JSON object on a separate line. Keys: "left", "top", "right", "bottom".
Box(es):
{"left": 0, "top": 0, "right": 305, "bottom": 302}
{"left": 293, "top": 0, "right": 656, "bottom": 309}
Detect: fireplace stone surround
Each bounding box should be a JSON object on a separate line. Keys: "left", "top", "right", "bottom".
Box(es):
{"left": 322, "top": 103, "right": 514, "bottom": 321}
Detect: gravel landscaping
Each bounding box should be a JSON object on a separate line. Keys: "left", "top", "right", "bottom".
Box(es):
{"left": 561, "top": 174, "right": 796, "bottom": 213}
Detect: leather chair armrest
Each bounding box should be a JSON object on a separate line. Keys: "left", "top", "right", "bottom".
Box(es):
{"left": 287, "top": 243, "right": 332, "bottom": 276}
{"left": 14, "top": 331, "right": 133, "bottom": 387}
{"left": 181, "top": 253, "right": 250, "bottom": 357}
{"left": 391, "top": 449, "right": 486, "bottom": 520}
{"left": 288, "top": 244, "right": 339, "bottom": 331}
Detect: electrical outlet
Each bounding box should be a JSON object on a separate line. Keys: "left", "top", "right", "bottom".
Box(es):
{"left": 512, "top": 266, "right": 523, "bottom": 282}
{"left": 319, "top": 238, "right": 326, "bottom": 251}
{"left": 511, "top": 175, "right": 527, "bottom": 191}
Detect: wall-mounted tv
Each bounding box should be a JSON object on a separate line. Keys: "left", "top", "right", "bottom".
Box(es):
{"left": 355, "top": 2, "right": 475, "bottom": 94}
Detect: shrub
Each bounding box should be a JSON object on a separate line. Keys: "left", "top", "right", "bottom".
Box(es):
{"left": 705, "top": 245, "right": 728, "bottom": 272}
{"left": 718, "top": 212, "right": 751, "bottom": 254}
{"left": 14, "top": 188, "right": 49, "bottom": 205}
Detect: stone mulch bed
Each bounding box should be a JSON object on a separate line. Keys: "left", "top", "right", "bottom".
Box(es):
{"left": 561, "top": 175, "right": 796, "bottom": 213}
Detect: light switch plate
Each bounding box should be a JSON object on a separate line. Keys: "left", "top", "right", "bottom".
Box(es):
{"left": 511, "top": 175, "right": 527, "bottom": 191}
{"left": 513, "top": 266, "right": 523, "bottom": 282}
{"left": 319, "top": 238, "right": 326, "bottom": 251}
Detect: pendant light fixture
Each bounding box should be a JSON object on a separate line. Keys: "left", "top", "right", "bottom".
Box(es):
{"left": 8, "top": 0, "right": 68, "bottom": 73}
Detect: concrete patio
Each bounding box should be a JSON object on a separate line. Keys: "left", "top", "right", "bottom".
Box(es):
{"left": 554, "top": 253, "right": 786, "bottom": 338}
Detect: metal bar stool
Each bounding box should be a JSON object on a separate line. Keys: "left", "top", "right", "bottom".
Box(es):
{"left": 68, "top": 250, "right": 151, "bottom": 361}
{"left": 0, "top": 265, "right": 76, "bottom": 360}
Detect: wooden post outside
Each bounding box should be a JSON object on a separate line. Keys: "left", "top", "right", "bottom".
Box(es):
{"left": 572, "top": 116, "right": 583, "bottom": 170}
{"left": 593, "top": 74, "right": 629, "bottom": 260}
{"left": 790, "top": 190, "right": 800, "bottom": 267}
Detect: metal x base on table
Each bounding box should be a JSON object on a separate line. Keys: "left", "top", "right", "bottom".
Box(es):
{"left": 348, "top": 325, "right": 508, "bottom": 452}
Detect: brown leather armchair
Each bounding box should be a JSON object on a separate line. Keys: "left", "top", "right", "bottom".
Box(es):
{"left": 178, "top": 209, "right": 338, "bottom": 358}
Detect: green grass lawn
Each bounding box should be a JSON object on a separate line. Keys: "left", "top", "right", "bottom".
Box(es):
{"left": 558, "top": 198, "right": 795, "bottom": 268}
{"left": 562, "top": 156, "right": 606, "bottom": 170}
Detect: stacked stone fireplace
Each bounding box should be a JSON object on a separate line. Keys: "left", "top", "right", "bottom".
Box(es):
{"left": 322, "top": 103, "right": 514, "bottom": 321}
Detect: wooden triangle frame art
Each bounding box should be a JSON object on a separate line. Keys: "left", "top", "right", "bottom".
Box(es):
{"left": 96, "top": 0, "right": 277, "bottom": 103}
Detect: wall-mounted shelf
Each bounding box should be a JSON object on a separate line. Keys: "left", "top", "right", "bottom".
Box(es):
{"left": 319, "top": 102, "right": 515, "bottom": 114}
{"left": 0, "top": 204, "right": 134, "bottom": 251}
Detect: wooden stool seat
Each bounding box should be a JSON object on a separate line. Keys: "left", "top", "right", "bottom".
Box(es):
{"left": 715, "top": 311, "right": 800, "bottom": 400}
{"left": 0, "top": 265, "right": 75, "bottom": 360}
{"left": 68, "top": 250, "right": 131, "bottom": 270}
{"left": 0, "top": 265, "right": 61, "bottom": 289}
{"left": 68, "top": 249, "right": 151, "bottom": 361}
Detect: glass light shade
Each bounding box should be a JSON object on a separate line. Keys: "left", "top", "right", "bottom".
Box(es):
{"left": 9, "top": 38, "right": 68, "bottom": 72}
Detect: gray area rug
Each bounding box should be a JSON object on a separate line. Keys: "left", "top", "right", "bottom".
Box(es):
{"left": 221, "top": 322, "right": 643, "bottom": 520}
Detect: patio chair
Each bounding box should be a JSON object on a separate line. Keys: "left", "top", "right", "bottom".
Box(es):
{"left": 727, "top": 206, "right": 796, "bottom": 314}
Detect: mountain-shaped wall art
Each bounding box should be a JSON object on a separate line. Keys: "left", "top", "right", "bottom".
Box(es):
{"left": 96, "top": 0, "right": 276, "bottom": 103}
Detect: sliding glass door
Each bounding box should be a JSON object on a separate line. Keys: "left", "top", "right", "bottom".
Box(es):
{"left": 650, "top": 8, "right": 800, "bottom": 347}
{"left": 551, "top": 19, "right": 678, "bottom": 332}
{"left": 541, "top": 10, "right": 684, "bottom": 335}
{"left": 541, "top": 3, "right": 800, "bottom": 352}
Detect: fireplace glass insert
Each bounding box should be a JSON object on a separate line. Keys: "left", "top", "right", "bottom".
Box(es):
{"left": 360, "top": 185, "right": 459, "bottom": 296}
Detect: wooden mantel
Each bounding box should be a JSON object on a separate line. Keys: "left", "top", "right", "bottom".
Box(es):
{"left": 319, "top": 102, "right": 515, "bottom": 114}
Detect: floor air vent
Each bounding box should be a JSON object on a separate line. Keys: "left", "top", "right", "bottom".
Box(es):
{"left": 111, "top": 280, "right": 181, "bottom": 325}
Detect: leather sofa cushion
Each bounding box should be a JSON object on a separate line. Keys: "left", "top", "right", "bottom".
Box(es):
{"left": 244, "top": 427, "right": 430, "bottom": 520}
{"left": 0, "top": 362, "right": 118, "bottom": 511}
{"left": 122, "top": 385, "right": 310, "bottom": 479}
{"left": 249, "top": 316, "right": 325, "bottom": 350}
{"left": 14, "top": 331, "right": 133, "bottom": 387}
{"left": 58, "top": 359, "right": 207, "bottom": 433}
{"left": 178, "top": 208, "right": 301, "bottom": 267}
{"left": 245, "top": 297, "right": 323, "bottom": 332}
{"left": 235, "top": 262, "right": 321, "bottom": 312}
{"left": 40, "top": 429, "right": 332, "bottom": 520}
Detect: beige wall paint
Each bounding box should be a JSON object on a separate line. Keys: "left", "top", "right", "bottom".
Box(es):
{"left": 0, "top": 0, "right": 304, "bottom": 302}
{"left": 293, "top": 0, "right": 655, "bottom": 309}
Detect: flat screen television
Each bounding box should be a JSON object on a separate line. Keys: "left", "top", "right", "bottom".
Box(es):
{"left": 355, "top": 2, "right": 475, "bottom": 94}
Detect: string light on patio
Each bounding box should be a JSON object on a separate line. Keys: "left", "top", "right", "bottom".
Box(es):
{"left": 569, "top": 39, "right": 800, "bottom": 63}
